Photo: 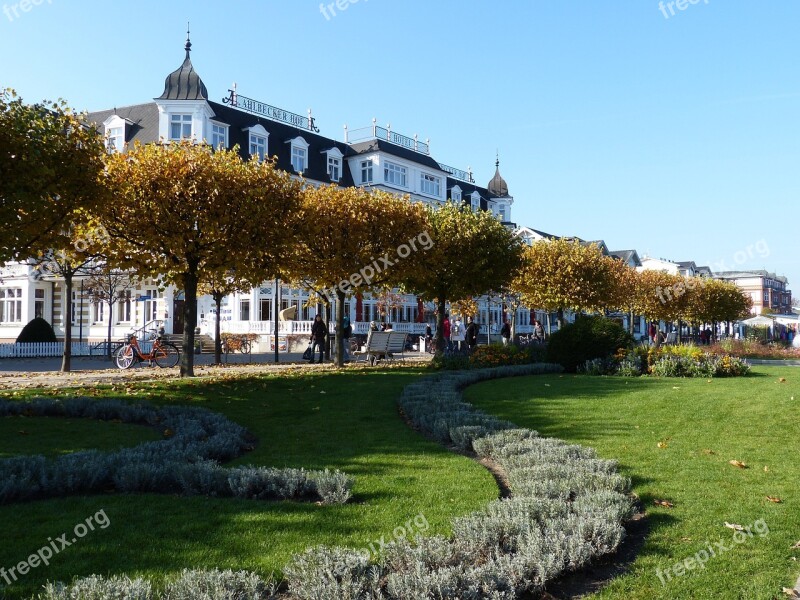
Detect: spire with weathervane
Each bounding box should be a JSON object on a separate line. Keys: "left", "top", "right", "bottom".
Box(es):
{"left": 156, "top": 24, "right": 208, "bottom": 101}
{"left": 487, "top": 151, "right": 510, "bottom": 198}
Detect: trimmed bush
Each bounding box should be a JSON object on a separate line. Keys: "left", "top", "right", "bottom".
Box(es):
{"left": 546, "top": 315, "right": 634, "bottom": 373}
{"left": 0, "top": 398, "right": 354, "bottom": 506}
{"left": 15, "top": 317, "right": 57, "bottom": 344}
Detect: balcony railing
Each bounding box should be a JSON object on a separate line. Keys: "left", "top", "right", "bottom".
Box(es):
{"left": 344, "top": 120, "right": 430, "bottom": 155}
{"left": 438, "top": 163, "right": 475, "bottom": 183}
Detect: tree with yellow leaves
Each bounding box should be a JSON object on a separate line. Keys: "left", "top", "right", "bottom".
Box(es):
{"left": 511, "top": 239, "right": 620, "bottom": 334}
{"left": 401, "top": 202, "right": 523, "bottom": 351}
{"left": 98, "top": 141, "right": 303, "bottom": 377}
{"left": 0, "top": 90, "right": 107, "bottom": 262}
{"left": 288, "top": 185, "right": 429, "bottom": 367}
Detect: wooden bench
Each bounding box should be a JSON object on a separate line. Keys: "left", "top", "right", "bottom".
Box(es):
{"left": 353, "top": 331, "right": 408, "bottom": 365}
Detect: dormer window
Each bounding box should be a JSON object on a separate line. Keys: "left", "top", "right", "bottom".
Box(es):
{"left": 470, "top": 191, "right": 480, "bottom": 211}
{"left": 288, "top": 137, "right": 310, "bottom": 173}
{"left": 170, "top": 114, "right": 193, "bottom": 141}
{"left": 103, "top": 115, "right": 129, "bottom": 153}
{"left": 107, "top": 127, "right": 124, "bottom": 153}
{"left": 451, "top": 185, "right": 462, "bottom": 202}
{"left": 361, "top": 160, "right": 374, "bottom": 184}
{"left": 323, "top": 147, "right": 344, "bottom": 182}
{"left": 211, "top": 123, "right": 228, "bottom": 149}
{"left": 246, "top": 124, "right": 269, "bottom": 161}
{"left": 328, "top": 156, "right": 340, "bottom": 181}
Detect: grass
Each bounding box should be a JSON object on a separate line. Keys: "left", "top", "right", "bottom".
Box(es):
{"left": 0, "top": 368, "right": 497, "bottom": 599}
{"left": 465, "top": 366, "right": 800, "bottom": 600}
{"left": 0, "top": 416, "right": 159, "bottom": 459}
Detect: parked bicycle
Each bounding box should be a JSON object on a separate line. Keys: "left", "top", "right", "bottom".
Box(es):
{"left": 115, "top": 328, "right": 180, "bottom": 369}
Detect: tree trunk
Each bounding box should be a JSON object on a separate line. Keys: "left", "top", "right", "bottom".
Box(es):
{"left": 180, "top": 269, "right": 198, "bottom": 377}
{"left": 629, "top": 309, "right": 635, "bottom": 335}
{"left": 325, "top": 302, "right": 332, "bottom": 361}
{"left": 546, "top": 312, "right": 552, "bottom": 337}
{"left": 61, "top": 273, "right": 73, "bottom": 372}
{"left": 214, "top": 292, "right": 223, "bottom": 365}
{"left": 435, "top": 297, "right": 447, "bottom": 351}
{"left": 106, "top": 299, "right": 113, "bottom": 361}
{"left": 335, "top": 290, "right": 345, "bottom": 368}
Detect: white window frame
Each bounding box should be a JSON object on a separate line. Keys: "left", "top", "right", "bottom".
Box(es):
{"left": 34, "top": 288, "right": 45, "bottom": 320}
{"left": 470, "top": 191, "right": 480, "bottom": 211}
{"left": 361, "top": 160, "right": 374, "bottom": 184}
{"left": 0, "top": 288, "right": 22, "bottom": 324}
{"left": 451, "top": 185, "right": 462, "bottom": 202}
{"left": 211, "top": 122, "right": 228, "bottom": 149}
{"left": 169, "top": 114, "right": 193, "bottom": 141}
{"left": 107, "top": 126, "right": 124, "bottom": 153}
{"left": 93, "top": 300, "right": 105, "bottom": 324}
{"left": 117, "top": 290, "right": 132, "bottom": 323}
{"left": 420, "top": 173, "right": 441, "bottom": 197}
{"left": 288, "top": 137, "right": 310, "bottom": 173}
{"left": 245, "top": 124, "right": 269, "bottom": 161}
{"left": 240, "top": 298, "right": 251, "bottom": 321}
{"left": 384, "top": 161, "right": 407, "bottom": 187}
{"left": 327, "top": 156, "right": 341, "bottom": 181}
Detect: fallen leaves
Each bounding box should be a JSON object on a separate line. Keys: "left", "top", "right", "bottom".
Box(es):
{"left": 781, "top": 587, "right": 800, "bottom": 598}
{"left": 791, "top": 541, "right": 800, "bottom": 550}
{"left": 729, "top": 460, "right": 747, "bottom": 469}
{"left": 653, "top": 499, "right": 674, "bottom": 508}
{"left": 702, "top": 449, "right": 716, "bottom": 455}
{"left": 724, "top": 522, "right": 744, "bottom": 531}
{"left": 766, "top": 496, "right": 782, "bottom": 504}
{"left": 778, "top": 377, "right": 787, "bottom": 383}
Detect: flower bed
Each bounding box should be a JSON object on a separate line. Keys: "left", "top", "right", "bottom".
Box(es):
{"left": 431, "top": 343, "right": 547, "bottom": 371}
{"left": 578, "top": 345, "right": 751, "bottom": 378}
{"left": 709, "top": 338, "right": 800, "bottom": 361}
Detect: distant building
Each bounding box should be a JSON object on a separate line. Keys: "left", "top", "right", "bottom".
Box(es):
{"left": 714, "top": 270, "right": 793, "bottom": 316}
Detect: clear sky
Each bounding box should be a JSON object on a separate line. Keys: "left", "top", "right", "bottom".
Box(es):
{"left": 2, "top": 0, "right": 798, "bottom": 291}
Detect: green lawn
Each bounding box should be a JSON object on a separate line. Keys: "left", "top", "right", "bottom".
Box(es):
{"left": 0, "top": 369, "right": 497, "bottom": 599}
{"left": 465, "top": 366, "right": 800, "bottom": 600}
{"left": 0, "top": 416, "right": 159, "bottom": 459}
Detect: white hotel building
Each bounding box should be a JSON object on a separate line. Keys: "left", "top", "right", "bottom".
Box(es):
{"left": 0, "top": 38, "right": 544, "bottom": 347}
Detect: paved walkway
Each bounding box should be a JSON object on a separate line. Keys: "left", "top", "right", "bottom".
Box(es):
{"left": 0, "top": 352, "right": 431, "bottom": 389}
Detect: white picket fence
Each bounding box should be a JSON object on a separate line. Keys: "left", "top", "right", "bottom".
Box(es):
{"left": 0, "top": 342, "right": 96, "bottom": 358}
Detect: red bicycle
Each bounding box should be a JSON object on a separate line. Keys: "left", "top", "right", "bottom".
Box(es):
{"left": 115, "top": 329, "right": 180, "bottom": 369}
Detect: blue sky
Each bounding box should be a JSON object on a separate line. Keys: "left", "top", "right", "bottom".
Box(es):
{"left": 2, "top": 0, "right": 798, "bottom": 290}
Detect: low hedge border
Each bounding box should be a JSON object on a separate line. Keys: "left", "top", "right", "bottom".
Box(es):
{"left": 36, "top": 365, "right": 635, "bottom": 600}
{"left": 0, "top": 397, "right": 353, "bottom": 506}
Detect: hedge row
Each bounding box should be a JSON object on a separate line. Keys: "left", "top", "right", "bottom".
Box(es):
{"left": 0, "top": 397, "right": 353, "bottom": 506}
{"left": 32, "top": 365, "right": 634, "bottom": 599}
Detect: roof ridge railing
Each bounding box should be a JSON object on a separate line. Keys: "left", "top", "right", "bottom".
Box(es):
{"left": 222, "top": 87, "right": 320, "bottom": 133}
{"left": 438, "top": 163, "right": 475, "bottom": 183}
{"left": 344, "top": 119, "right": 430, "bottom": 155}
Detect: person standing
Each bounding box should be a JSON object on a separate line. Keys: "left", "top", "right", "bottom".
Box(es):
{"left": 451, "top": 317, "right": 465, "bottom": 351}
{"left": 533, "top": 319, "right": 545, "bottom": 344}
{"left": 442, "top": 313, "right": 451, "bottom": 351}
{"left": 465, "top": 317, "right": 479, "bottom": 353}
{"left": 341, "top": 314, "right": 352, "bottom": 362}
{"left": 425, "top": 323, "right": 433, "bottom": 352}
{"left": 500, "top": 319, "right": 511, "bottom": 346}
{"left": 309, "top": 314, "right": 327, "bottom": 364}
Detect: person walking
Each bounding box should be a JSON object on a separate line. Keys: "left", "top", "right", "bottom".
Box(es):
{"left": 442, "top": 313, "right": 451, "bottom": 351}
{"left": 465, "top": 317, "right": 479, "bottom": 353}
{"left": 500, "top": 319, "right": 511, "bottom": 346}
{"left": 309, "top": 314, "right": 327, "bottom": 364}
{"left": 425, "top": 323, "right": 433, "bottom": 353}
